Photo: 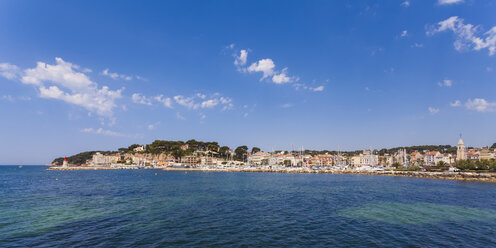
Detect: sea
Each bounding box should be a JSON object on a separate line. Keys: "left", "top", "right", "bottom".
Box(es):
{"left": 1, "top": 165, "right": 496, "bottom": 247}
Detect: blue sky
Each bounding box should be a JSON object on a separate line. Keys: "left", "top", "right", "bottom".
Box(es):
{"left": 1, "top": 0, "right": 495, "bottom": 164}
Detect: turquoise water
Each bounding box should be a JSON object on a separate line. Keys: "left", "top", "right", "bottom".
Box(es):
{"left": 1, "top": 166, "right": 496, "bottom": 247}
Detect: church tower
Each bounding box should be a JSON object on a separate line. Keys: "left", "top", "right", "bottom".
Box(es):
{"left": 457, "top": 137, "right": 466, "bottom": 161}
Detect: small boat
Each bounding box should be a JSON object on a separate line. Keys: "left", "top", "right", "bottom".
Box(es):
{"left": 19, "top": 164, "right": 23, "bottom": 168}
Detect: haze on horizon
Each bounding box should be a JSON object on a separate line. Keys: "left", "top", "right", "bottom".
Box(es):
{"left": 0, "top": 0, "right": 495, "bottom": 164}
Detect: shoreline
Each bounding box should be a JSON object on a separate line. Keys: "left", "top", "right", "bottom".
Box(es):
{"left": 47, "top": 166, "right": 496, "bottom": 182}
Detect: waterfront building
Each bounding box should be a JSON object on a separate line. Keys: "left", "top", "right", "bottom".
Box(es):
{"left": 359, "top": 150, "right": 378, "bottom": 166}
{"left": 247, "top": 152, "right": 271, "bottom": 166}
{"left": 200, "top": 156, "right": 218, "bottom": 166}
{"left": 479, "top": 150, "right": 491, "bottom": 160}
{"left": 133, "top": 145, "right": 145, "bottom": 152}
{"left": 351, "top": 155, "right": 361, "bottom": 166}
{"left": 424, "top": 151, "right": 441, "bottom": 166}
{"left": 88, "top": 152, "right": 119, "bottom": 166}
{"left": 395, "top": 149, "right": 409, "bottom": 166}
{"left": 457, "top": 137, "right": 466, "bottom": 161}
{"left": 181, "top": 156, "right": 200, "bottom": 167}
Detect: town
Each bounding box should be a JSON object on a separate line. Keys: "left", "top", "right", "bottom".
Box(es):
{"left": 51, "top": 137, "right": 496, "bottom": 173}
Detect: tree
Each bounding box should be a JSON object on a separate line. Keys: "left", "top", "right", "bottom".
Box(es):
{"left": 235, "top": 146, "right": 248, "bottom": 161}
{"left": 392, "top": 162, "right": 402, "bottom": 169}
{"left": 219, "top": 146, "right": 230, "bottom": 158}
{"left": 251, "top": 147, "right": 261, "bottom": 154}
{"left": 437, "top": 161, "right": 447, "bottom": 167}
{"left": 491, "top": 143, "right": 496, "bottom": 149}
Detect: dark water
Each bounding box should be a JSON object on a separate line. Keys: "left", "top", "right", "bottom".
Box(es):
{"left": 1, "top": 166, "right": 496, "bottom": 247}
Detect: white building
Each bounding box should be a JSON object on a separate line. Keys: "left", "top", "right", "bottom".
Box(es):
{"left": 133, "top": 145, "right": 145, "bottom": 152}
{"left": 248, "top": 152, "right": 271, "bottom": 165}
{"left": 359, "top": 150, "right": 378, "bottom": 166}
{"left": 89, "top": 152, "right": 119, "bottom": 166}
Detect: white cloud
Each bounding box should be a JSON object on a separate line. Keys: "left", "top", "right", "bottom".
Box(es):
{"left": 438, "top": 0, "right": 464, "bottom": 5}
{"left": 1, "top": 95, "right": 14, "bottom": 102}
{"left": 247, "top": 58, "right": 276, "bottom": 80}
{"left": 12, "top": 58, "right": 123, "bottom": 117}
{"left": 1, "top": 95, "right": 31, "bottom": 102}
{"left": 465, "top": 98, "right": 496, "bottom": 112}
{"left": 132, "top": 92, "right": 232, "bottom": 113}
{"left": 450, "top": 100, "right": 461, "bottom": 107}
{"left": 412, "top": 43, "right": 424, "bottom": 48}
{"left": 201, "top": 99, "right": 219, "bottom": 108}
{"left": 132, "top": 93, "right": 153, "bottom": 105}
{"left": 0, "top": 63, "right": 21, "bottom": 80}
{"left": 428, "top": 107, "right": 440, "bottom": 114}
{"left": 173, "top": 95, "right": 199, "bottom": 110}
{"left": 401, "top": 1, "right": 410, "bottom": 7}
{"left": 81, "top": 127, "right": 123, "bottom": 136}
{"left": 293, "top": 83, "right": 325, "bottom": 92}
{"left": 311, "top": 85, "right": 325, "bottom": 92}
{"left": 281, "top": 103, "right": 293, "bottom": 108}
{"left": 401, "top": 30, "right": 408, "bottom": 37}
{"left": 102, "top": 68, "right": 132, "bottom": 80}
{"left": 272, "top": 68, "right": 296, "bottom": 84}
{"left": 438, "top": 79, "right": 453, "bottom": 87}
{"left": 428, "top": 16, "right": 496, "bottom": 56}
{"left": 234, "top": 49, "right": 248, "bottom": 66}
{"left": 154, "top": 95, "right": 172, "bottom": 108}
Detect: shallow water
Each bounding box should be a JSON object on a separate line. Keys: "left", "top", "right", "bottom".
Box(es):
{"left": 1, "top": 166, "right": 496, "bottom": 247}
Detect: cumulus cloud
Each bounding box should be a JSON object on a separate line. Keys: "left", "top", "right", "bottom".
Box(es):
{"left": 132, "top": 93, "right": 153, "bottom": 105}
{"left": 438, "top": 0, "right": 464, "bottom": 5}
{"left": 0, "top": 63, "right": 21, "bottom": 80}
{"left": 81, "top": 127, "right": 123, "bottom": 136}
{"left": 231, "top": 47, "right": 324, "bottom": 90}
{"left": 154, "top": 95, "right": 172, "bottom": 108}
{"left": 132, "top": 91, "right": 233, "bottom": 114}
{"left": 401, "top": 1, "right": 410, "bottom": 7}
{"left": 428, "top": 107, "right": 440, "bottom": 114}
{"left": 3, "top": 58, "right": 123, "bottom": 117}
{"left": 465, "top": 98, "right": 496, "bottom": 112}
{"left": 173, "top": 93, "right": 233, "bottom": 110}
{"left": 247, "top": 58, "right": 276, "bottom": 80}
{"left": 401, "top": 30, "right": 408, "bottom": 37}
{"left": 438, "top": 79, "right": 453, "bottom": 87}
{"left": 427, "top": 16, "right": 496, "bottom": 55}
{"left": 234, "top": 49, "right": 248, "bottom": 66}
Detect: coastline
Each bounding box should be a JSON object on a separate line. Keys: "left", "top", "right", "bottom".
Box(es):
{"left": 47, "top": 166, "right": 496, "bottom": 182}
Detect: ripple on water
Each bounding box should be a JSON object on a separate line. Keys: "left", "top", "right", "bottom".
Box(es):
{"left": 339, "top": 201, "right": 496, "bottom": 225}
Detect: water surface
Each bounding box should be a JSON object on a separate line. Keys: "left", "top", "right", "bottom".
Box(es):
{"left": 1, "top": 166, "right": 495, "bottom": 247}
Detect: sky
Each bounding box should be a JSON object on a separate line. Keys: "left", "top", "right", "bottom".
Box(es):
{"left": 0, "top": 0, "right": 495, "bottom": 164}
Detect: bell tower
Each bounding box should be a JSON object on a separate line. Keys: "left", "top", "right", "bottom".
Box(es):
{"left": 457, "top": 135, "right": 466, "bottom": 161}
